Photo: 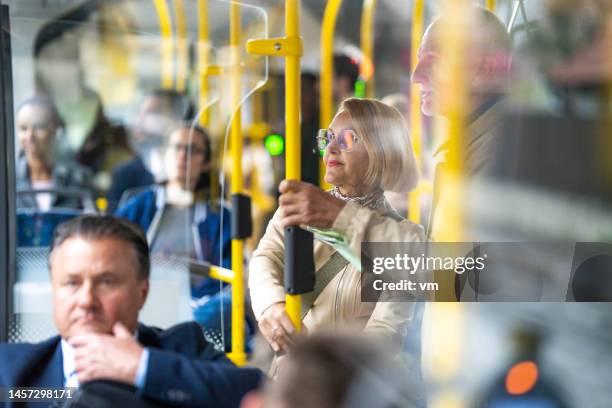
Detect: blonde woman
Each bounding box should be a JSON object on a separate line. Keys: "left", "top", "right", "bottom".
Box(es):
{"left": 249, "top": 98, "right": 424, "bottom": 355}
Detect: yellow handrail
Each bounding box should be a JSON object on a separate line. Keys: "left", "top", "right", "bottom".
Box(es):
{"left": 174, "top": 0, "right": 188, "bottom": 92}
{"left": 246, "top": 0, "right": 306, "bottom": 332}
{"left": 198, "top": 0, "right": 211, "bottom": 127}
{"left": 360, "top": 0, "right": 377, "bottom": 98}
{"left": 209, "top": 266, "right": 235, "bottom": 284}
{"left": 408, "top": 0, "right": 425, "bottom": 225}
{"left": 284, "top": 0, "right": 303, "bottom": 331}
{"left": 426, "top": 4, "right": 470, "bottom": 405}
{"left": 431, "top": 0, "right": 468, "bottom": 304}
{"left": 152, "top": 0, "right": 174, "bottom": 89}
{"left": 438, "top": 0, "right": 467, "bottom": 242}
{"left": 319, "top": 0, "right": 342, "bottom": 189}
{"left": 486, "top": 0, "right": 496, "bottom": 11}
{"left": 227, "top": 2, "right": 247, "bottom": 367}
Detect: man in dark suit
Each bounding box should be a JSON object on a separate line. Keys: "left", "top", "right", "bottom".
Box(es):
{"left": 0, "top": 215, "right": 262, "bottom": 407}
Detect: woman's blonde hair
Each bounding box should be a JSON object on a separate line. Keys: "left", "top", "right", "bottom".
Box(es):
{"left": 338, "top": 98, "right": 418, "bottom": 193}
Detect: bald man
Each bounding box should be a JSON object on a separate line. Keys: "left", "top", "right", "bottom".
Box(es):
{"left": 412, "top": 6, "right": 512, "bottom": 174}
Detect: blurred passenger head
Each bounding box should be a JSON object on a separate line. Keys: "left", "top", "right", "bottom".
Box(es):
{"left": 17, "top": 95, "right": 63, "bottom": 168}
{"left": 34, "top": 35, "right": 84, "bottom": 99}
{"left": 49, "top": 215, "right": 150, "bottom": 340}
{"left": 381, "top": 93, "right": 410, "bottom": 126}
{"left": 333, "top": 54, "right": 360, "bottom": 103}
{"left": 319, "top": 98, "right": 418, "bottom": 196}
{"left": 164, "top": 124, "right": 212, "bottom": 191}
{"left": 301, "top": 72, "right": 319, "bottom": 122}
{"left": 133, "top": 89, "right": 193, "bottom": 142}
{"left": 261, "top": 332, "right": 414, "bottom": 408}
{"left": 411, "top": 6, "right": 512, "bottom": 116}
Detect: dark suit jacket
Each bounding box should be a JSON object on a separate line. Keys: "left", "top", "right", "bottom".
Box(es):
{"left": 0, "top": 322, "right": 263, "bottom": 408}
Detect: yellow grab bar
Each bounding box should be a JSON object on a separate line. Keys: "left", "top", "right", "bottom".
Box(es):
{"left": 437, "top": 0, "right": 468, "bottom": 242}
{"left": 227, "top": 2, "right": 247, "bottom": 367}
{"left": 174, "top": 0, "right": 188, "bottom": 91}
{"left": 360, "top": 0, "right": 377, "bottom": 98}
{"left": 285, "top": 0, "right": 303, "bottom": 331}
{"left": 319, "top": 0, "right": 343, "bottom": 189}
{"left": 431, "top": 0, "right": 469, "bottom": 303}
{"left": 209, "top": 266, "right": 235, "bottom": 284}
{"left": 152, "top": 0, "right": 174, "bottom": 89}
{"left": 408, "top": 0, "right": 425, "bottom": 225}
{"left": 486, "top": 0, "right": 496, "bottom": 11}
{"left": 246, "top": 0, "right": 307, "bottom": 331}
{"left": 198, "top": 0, "right": 211, "bottom": 127}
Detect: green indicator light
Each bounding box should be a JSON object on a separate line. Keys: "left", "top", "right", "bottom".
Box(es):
{"left": 354, "top": 79, "right": 366, "bottom": 98}
{"left": 265, "top": 134, "right": 285, "bottom": 156}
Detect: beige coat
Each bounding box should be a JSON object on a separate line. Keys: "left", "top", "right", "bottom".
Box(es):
{"left": 428, "top": 98, "right": 507, "bottom": 240}
{"left": 249, "top": 199, "right": 425, "bottom": 345}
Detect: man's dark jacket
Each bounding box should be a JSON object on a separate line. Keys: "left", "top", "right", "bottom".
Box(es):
{"left": 0, "top": 322, "right": 263, "bottom": 408}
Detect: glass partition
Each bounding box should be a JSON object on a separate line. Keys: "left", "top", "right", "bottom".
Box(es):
{"left": 5, "top": 0, "right": 268, "bottom": 355}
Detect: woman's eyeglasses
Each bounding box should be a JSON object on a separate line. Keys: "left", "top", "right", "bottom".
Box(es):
{"left": 316, "top": 128, "right": 360, "bottom": 151}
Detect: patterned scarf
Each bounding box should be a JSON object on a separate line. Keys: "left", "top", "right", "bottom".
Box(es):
{"left": 330, "top": 186, "right": 386, "bottom": 210}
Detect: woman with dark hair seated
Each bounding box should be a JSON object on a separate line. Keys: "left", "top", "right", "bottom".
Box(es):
{"left": 116, "top": 124, "right": 251, "bottom": 350}
{"left": 116, "top": 123, "right": 228, "bottom": 272}
{"left": 16, "top": 95, "right": 92, "bottom": 211}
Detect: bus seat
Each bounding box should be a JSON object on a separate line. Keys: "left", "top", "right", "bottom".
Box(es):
{"left": 11, "top": 247, "right": 56, "bottom": 342}
{"left": 17, "top": 188, "right": 97, "bottom": 212}
{"left": 17, "top": 209, "right": 82, "bottom": 247}
{"left": 116, "top": 185, "right": 152, "bottom": 209}
{"left": 136, "top": 254, "right": 193, "bottom": 328}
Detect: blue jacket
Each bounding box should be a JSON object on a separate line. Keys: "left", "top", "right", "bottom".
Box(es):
{"left": 116, "top": 185, "right": 231, "bottom": 269}
{"left": 0, "top": 322, "right": 263, "bottom": 408}
{"left": 116, "top": 186, "right": 232, "bottom": 297}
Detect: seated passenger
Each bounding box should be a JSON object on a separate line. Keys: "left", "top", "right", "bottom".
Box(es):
{"left": 16, "top": 95, "right": 92, "bottom": 210}
{"left": 0, "top": 215, "right": 262, "bottom": 407}
{"left": 249, "top": 98, "right": 424, "bottom": 357}
{"left": 116, "top": 123, "right": 230, "bottom": 290}
{"left": 107, "top": 89, "right": 193, "bottom": 212}
{"left": 116, "top": 124, "right": 247, "bottom": 350}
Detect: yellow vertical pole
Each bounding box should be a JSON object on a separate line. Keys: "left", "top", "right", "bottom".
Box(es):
{"left": 408, "top": 0, "right": 424, "bottom": 224}
{"left": 437, "top": 0, "right": 467, "bottom": 244}
{"left": 174, "top": 0, "right": 188, "bottom": 92}
{"left": 152, "top": 0, "right": 174, "bottom": 89}
{"left": 421, "top": 3, "right": 471, "bottom": 407}
{"left": 430, "top": 0, "right": 468, "bottom": 304}
{"left": 197, "top": 0, "right": 220, "bottom": 199}
{"left": 319, "top": 0, "right": 343, "bottom": 189}
{"left": 427, "top": 4, "right": 469, "bottom": 406}
{"left": 360, "top": 0, "right": 377, "bottom": 98}
{"left": 246, "top": 0, "right": 307, "bottom": 332}
{"left": 285, "top": 0, "right": 302, "bottom": 331}
{"left": 198, "top": 0, "right": 211, "bottom": 127}
{"left": 486, "top": 0, "right": 496, "bottom": 11}
{"left": 228, "top": 2, "right": 246, "bottom": 366}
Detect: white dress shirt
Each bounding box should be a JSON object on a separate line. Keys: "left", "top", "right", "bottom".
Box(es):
{"left": 60, "top": 336, "right": 150, "bottom": 388}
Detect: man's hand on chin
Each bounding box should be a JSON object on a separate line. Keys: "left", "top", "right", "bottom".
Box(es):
{"left": 70, "top": 322, "right": 144, "bottom": 385}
